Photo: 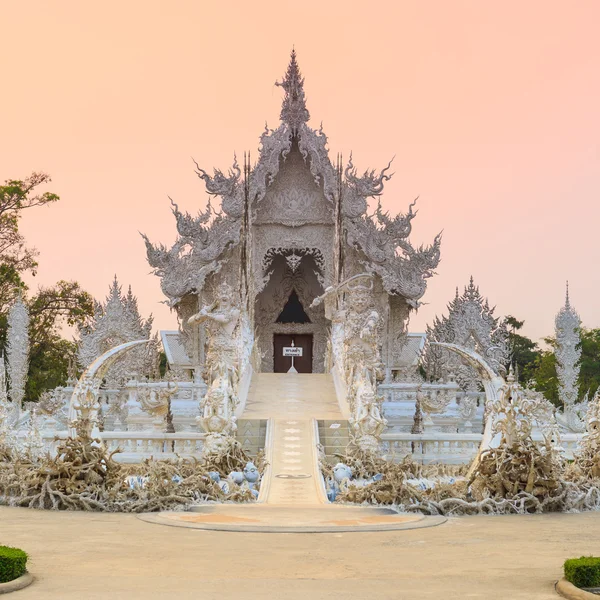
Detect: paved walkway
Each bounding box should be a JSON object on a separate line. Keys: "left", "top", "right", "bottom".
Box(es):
{"left": 1, "top": 506, "right": 599, "bottom": 599}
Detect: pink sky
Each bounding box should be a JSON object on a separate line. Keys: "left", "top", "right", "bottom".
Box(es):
{"left": 2, "top": 1, "right": 599, "bottom": 343}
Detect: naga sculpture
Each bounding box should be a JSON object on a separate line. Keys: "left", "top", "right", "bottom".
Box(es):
{"left": 188, "top": 282, "right": 241, "bottom": 443}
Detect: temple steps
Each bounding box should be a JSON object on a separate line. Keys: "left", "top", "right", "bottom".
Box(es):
{"left": 242, "top": 373, "right": 343, "bottom": 420}
{"left": 241, "top": 373, "right": 343, "bottom": 506}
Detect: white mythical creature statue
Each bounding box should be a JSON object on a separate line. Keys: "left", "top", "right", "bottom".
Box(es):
{"left": 188, "top": 282, "right": 241, "bottom": 443}
{"left": 312, "top": 274, "right": 387, "bottom": 452}
{"left": 137, "top": 379, "right": 179, "bottom": 431}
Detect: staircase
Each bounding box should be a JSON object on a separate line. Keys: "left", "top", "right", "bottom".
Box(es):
{"left": 242, "top": 373, "right": 344, "bottom": 506}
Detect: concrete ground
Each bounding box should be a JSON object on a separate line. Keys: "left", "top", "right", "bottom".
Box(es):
{"left": 1, "top": 506, "right": 599, "bottom": 599}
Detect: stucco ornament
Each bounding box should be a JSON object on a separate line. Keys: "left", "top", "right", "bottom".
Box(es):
{"left": 78, "top": 277, "right": 158, "bottom": 386}
{"left": 554, "top": 284, "right": 584, "bottom": 432}
{"left": 424, "top": 277, "right": 509, "bottom": 391}
{"left": 188, "top": 282, "right": 241, "bottom": 438}
{"left": 6, "top": 291, "right": 29, "bottom": 423}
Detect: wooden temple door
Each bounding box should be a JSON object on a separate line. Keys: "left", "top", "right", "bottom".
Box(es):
{"left": 273, "top": 334, "right": 313, "bottom": 373}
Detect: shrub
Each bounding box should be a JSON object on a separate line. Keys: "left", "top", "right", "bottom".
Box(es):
{"left": 564, "top": 556, "right": 600, "bottom": 589}
{"left": 0, "top": 546, "right": 28, "bottom": 583}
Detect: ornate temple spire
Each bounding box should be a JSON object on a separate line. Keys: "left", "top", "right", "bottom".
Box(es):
{"left": 423, "top": 277, "right": 509, "bottom": 390}
{"left": 555, "top": 282, "right": 581, "bottom": 407}
{"left": 276, "top": 49, "right": 310, "bottom": 130}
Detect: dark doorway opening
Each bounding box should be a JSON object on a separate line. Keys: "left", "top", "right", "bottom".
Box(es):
{"left": 276, "top": 289, "right": 311, "bottom": 324}
{"left": 273, "top": 334, "right": 313, "bottom": 373}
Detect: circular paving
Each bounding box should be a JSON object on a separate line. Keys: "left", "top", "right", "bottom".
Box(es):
{"left": 138, "top": 504, "right": 447, "bottom": 533}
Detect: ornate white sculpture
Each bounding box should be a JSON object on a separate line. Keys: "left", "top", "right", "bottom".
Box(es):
{"left": 137, "top": 380, "right": 179, "bottom": 431}
{"left": 424, "top": 277, "right": 509, "bottom": 391}
{"left": 314, "top": 274, "right": 387, "bottom": 452}
{"left": 492, "top": 367, "right": 557, "bottom": 448}
{"left": 7, "top": 291, "right": 30, "bottom": 422}
{"left": 188, "top": 282, "right": 241, "bottom": 439}
{"left": 555, "top": 284, "right": 583, "bottom": 432}
{"left": 78, "top": 277, "right": 158, "bottom": 386}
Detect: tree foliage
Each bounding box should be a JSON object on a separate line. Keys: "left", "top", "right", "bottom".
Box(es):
{"left": 505, "top": 315, "right": 541, "bottom": 386}
{"left": 0, "top": 174, "right": 94, "bottom": 402}
{"left": 0, "top": 173, "right": 59, "bottom": 312}
{"left": 25, "top": 281, "right": 94, "bottom": 401}
{"left": 578, "top": 328, "right": 600, "bottom": 399}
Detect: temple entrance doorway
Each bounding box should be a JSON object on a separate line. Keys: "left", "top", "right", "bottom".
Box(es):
{"left": 273, "top": 334, "right": 313, "bottom": 373}
{"left": 253, "top": 250, "right": 328, "bottom": 373}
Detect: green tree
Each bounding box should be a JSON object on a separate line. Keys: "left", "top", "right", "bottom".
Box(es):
{"left": 578, "top": 328, "right": 600, "bottom": 399}
{"left": 0, "top": 173, "right": 59, "bottom": 312}
{"left": 528, "top": 339, "right": 560, "bottom": 407}
{"left": 505, "top": 315, "right": 541, "bottom": 385}
{"left": 25, "top": 281, "right": 94, "bottom": 402}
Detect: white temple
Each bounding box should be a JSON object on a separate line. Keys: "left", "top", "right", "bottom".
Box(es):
{"left": 5, "top": 52, "right": 589, "bottom": 469}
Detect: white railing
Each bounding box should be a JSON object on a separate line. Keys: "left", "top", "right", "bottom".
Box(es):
{"left": 381, "top": 431, "right": 584, "bottom": 464}
{"left": 381, "top": 432, "right": 482, "bottom": 464}
{"left": 31, "top": 431, "right": 207, "bottom": 463}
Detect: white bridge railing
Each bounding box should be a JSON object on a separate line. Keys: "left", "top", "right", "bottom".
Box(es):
{"left": 30, "top": 431, "right": 207, "bottom": 463}
{"left": 381, "top": 432, "right": 583, "bottom": 464}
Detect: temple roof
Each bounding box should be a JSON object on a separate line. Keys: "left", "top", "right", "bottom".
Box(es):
{"left": 143, "top": 50, "right": 442, "bottom": 308}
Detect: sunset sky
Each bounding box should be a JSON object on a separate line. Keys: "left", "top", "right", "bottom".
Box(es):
{"left": 1, "top": 1, "right": 599, "bottom": 343}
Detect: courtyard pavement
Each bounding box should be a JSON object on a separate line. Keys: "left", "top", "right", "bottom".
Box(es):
{"left": 1, "top": 505, "right": 598, "bottom": 599}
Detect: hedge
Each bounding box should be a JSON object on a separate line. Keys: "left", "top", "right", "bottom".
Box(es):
{"left": 564, "top": 556, "right": 600, "bottom": 589}
{"left": 0, "top": 546, "right": 28, "bottom": 583}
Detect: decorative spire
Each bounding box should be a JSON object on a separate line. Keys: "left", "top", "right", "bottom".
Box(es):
{"left": 555, "top": 284, "right": 581, "bottom": 408}
{"left": 7, "top": 292, "right": 30, "bottom": 419}
{"left": 276, "top": 49, "right": 310, "bottom": 130}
